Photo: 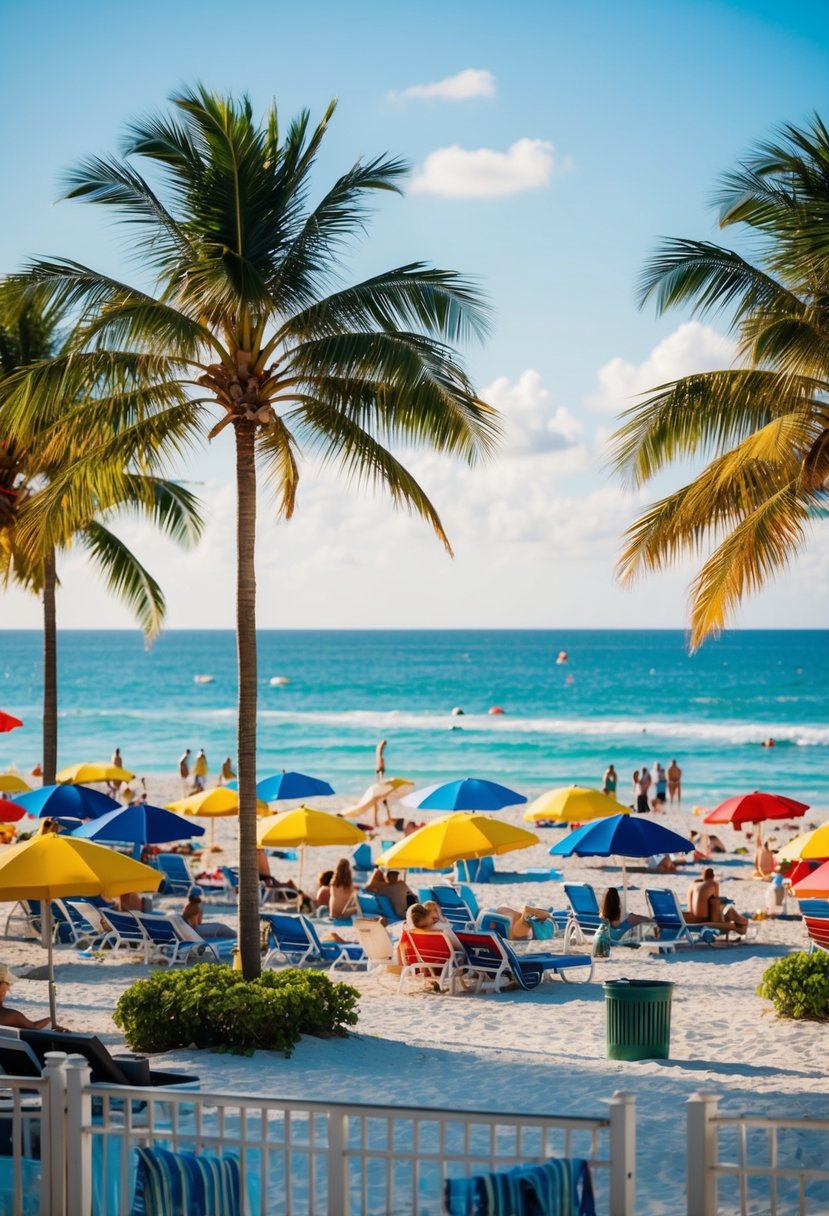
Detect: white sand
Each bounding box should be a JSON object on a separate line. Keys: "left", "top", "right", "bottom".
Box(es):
{"left": 2, "top": 777, "right": 825, "bottom": 1214}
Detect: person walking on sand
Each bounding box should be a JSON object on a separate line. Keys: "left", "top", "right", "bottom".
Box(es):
{"left": 108, "top": 747, "right": 124, "bottom": 795}
{"left": 178, "top": 749, "right": 191, "bottom": 793}
{"left": 636, "top": 767, "right": 651, "bottom": 814}
{"left": 667, "top": 759, "right": 682, "bottom": 806}
{"left": 220, "top": 757, "right": 235, "bottom": 786}
{"left": 654, "top": 762, "right": 667, "bottom": 807}
{"left": 602, "top": 764, "right": 617, "bottom": 796}
{"left": 375, "top": 739, "right": 387, "bottom": 781}
{"left": 192, "top": 749, "right": 208, "bottom": 792}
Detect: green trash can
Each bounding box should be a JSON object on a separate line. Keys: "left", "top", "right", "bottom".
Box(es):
{"left": 604, "top": 978, "right": 674, "bottom": 1060}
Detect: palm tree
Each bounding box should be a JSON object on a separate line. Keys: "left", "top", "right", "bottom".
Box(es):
{"left": 611, "top": 115, "right": 829, "bottom": 649}
{"left": 2, "top": 85, "right": 499, "bottom": 975}
{"left": 0, "top": 290, "right": 203, "bottom": 781}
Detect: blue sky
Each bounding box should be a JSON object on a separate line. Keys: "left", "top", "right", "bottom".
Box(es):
{"left": 3, "top": 0, "right": 829, "bottom": 630}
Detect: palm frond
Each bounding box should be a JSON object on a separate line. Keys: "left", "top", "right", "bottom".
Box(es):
{"left": 80, "top": 520, "right": 166, "bottom": 640}
{"left": 256, "top": 414, "right": 300, "bottom": 519}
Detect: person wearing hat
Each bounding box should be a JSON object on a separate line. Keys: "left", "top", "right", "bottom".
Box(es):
{"left": 0, "top": 965, "right": 67, "bottom": 1031}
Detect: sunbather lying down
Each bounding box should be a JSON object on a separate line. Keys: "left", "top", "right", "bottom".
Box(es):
{"left": 494, "top": 905, "right": 554, "bottom": 941}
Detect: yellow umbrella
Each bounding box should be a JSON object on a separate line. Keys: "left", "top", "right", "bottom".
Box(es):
{"left": 0, "top": 834, "right": 161, "bottom": 1024}
{"left": 167, "top": 788, "right": 269, "bottom": 816}
{"left": 257, "top": 807, "right": 367, "bottom": 891}
{"left": 379, "top": 813, "right": 539, "bottom": 871}
{"left": 523, "top": 785, "right": 627, "bottom": 823}
{"left": 777, "top": 821, "right": 829, "bottom": 863}
{"left": 57, "top": 762, "right": 135, "bottom": 784}
{"left": 0, "top": 774, "right": 31, "bottom": 795}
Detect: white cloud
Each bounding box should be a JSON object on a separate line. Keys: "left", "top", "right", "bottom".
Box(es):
{"left": 588, "top": 321, "right": 737, "bottom": 413}
{"left": 484, "top": 369, "right": 583, "bottom": 455}
{"left": 410, "top": 139, "right": 565, "bottom": 198}
{"left": 388, "top": 68, "right": 495, "bottom": 102}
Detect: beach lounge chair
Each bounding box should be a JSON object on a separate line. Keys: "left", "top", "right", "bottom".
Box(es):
{"left": 456, "top": 931, "right": 593, "bottom": 990}
{"left": 397, "top": 929, "right": 471, "bottom": 995}
{"left": 58, "top": 900, "right": 111, "bottom": 950}
{"left": 3, "top": 900, "right": 44, "bottom": 941}
{"left": 262, "top": 913, "right": 366, "bottom": 971}
{"left": 65, "top": 901, "right": 113, "bottom": 949}
{"left": 798, "top": 899, "right": 829, "bottom": 953}
{"left": 13, "top": 1028, "right": 197, "bottom": 1090}
{"left": 167, "top": 914, "right": 237, "bottom": 963}
{"left": 97, "top": 909, "right": 147, "bottom": 956}
{"left": 454, "top": 856, "right": 563, "bottom": 885}
{"left": 155, "top": 853, "right": 195, "bottom": 896}
{"left": 352, "top": 917, "right": 400, "bottom": 977}
{"left": 352, "top": 842, "right": 373, "bottom": 878}
{"left": 645, "top": 888, "right": 720, "bottom": 949}
{"left": 562, "top": 884, "right": 645, "bottom": 948}
{"left": 133, "top": 912, "right": 221, "bottom": 967}
{"left": 355, "top": 890, "right": 401, "bottom": 922}
{"left": 421, "top": 884, "right": 479, "bottom": 930}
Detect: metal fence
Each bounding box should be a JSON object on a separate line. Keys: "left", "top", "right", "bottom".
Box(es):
{"left": 687, "top": 1092, "right": 829, "bottom": 1216}
{"left": 0, "top": 1054, "right": 636, "bottom": 1215}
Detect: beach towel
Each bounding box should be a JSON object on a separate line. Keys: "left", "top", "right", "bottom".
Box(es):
{"left": 444, "top": 1157, "right": 595, "bottom": 1216}
{"left": 130, "top": 1146, "right": 241, "bottom": 1216}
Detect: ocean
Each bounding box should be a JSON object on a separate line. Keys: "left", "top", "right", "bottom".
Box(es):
{"left": 1, "top": 629, "right": 828, "bottom": 808}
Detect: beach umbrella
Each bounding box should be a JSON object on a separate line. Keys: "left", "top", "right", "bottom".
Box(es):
{"left": 792, "top": 858, "right": 829, "bottom": 899}
{"left": 167, "top": 788, "right": 269, "bottom": 817}
{"left": 0, "top": 712, "right": 23, "bottom": 733}
{"left": 340, "top": 777, "right": 415, "bottom": 820}
{"left": 0, "top": 798, "right": 28, "bottom": 823}
{"left": 72, "top": 804, "right": 205, "bottom": 848}
{"left": 227, "top": 771, "right": 335, "bottom": 803}
{"left": 257, "top": 806, "right": 366, "bottom": 890}
{"left": 0, "top": 834, "right": 161, "bottom": 1024}
{"left": 523, "top": 785, "right": 628, "bottom": 824}
{"left": 402, "top": 778, "right": 527, "bottom": 813}
{"left": 378, "top": 813, "right": 538, "bottom": 871}
{"left": 704, "top": 792, "right": 809, "bottom": 843}
{"left": 776, "top": 821, "right": 829, "bottom": 863}
{"left": 56, "top": 762, "right": 135, "bottom": 785}
{"left": 12, "top": 785, "right": 119, "bottom": 821}
{"left": 549, "top": 813, "right": 695, "bottom": 912}
{"left": 0, "top": 775, "right": 32, "bottom": 796}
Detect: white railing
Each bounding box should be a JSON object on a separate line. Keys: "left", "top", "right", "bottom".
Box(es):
{"left": 0, "top": 1055, "right": 636, "bottom": 1215}
{"left": 687, "top": 1092, "right": 829, "bottom": 1216}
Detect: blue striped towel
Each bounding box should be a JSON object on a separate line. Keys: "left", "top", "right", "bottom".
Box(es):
{"left": 445, "top": 1157, "right": 595, "bottom": 1216}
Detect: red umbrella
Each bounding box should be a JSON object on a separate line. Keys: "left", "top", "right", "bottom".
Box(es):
{"left": 0, "top": 712, "right": 22, "bottom": 733}
{"left": 704, "top": 791, "right": 808, "bottom": 828}
{"left": 0, "top": 798, "right": 28, "bottom": 823}
{"left": 793, "top": 858, "right": 829, "bottom": 899}
{"left": 787, "top": 858, "right": 825, "bottom": 888}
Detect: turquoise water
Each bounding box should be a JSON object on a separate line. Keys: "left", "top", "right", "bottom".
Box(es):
{"left": 1, "top": 629, "right": 828, "bottom": 805}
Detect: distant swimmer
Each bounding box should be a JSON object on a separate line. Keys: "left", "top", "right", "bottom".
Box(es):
{"left": 762, "top": 737, "right": 776, "bottom": 748}
{"left": 451, "top": 707, "right": 464, "bottom": 716}
{"left": 667, "top": 759, "right": 682, "bottom": 805}
{"left": 488, "top": 706, "right": 504, "bottom": 715}
{"left": 556, "top": 650, "right": 568, "bottom": 664}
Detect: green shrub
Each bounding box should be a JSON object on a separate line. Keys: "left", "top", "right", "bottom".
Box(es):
{"left": 113, "top": 965, "right": 359, "bottom": 1055}
{"left": 757, "top": 950, "right": 829, "bottom": 1021}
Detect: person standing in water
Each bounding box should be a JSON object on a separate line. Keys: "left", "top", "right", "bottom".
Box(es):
{"left": 667, "top": 759, "right": 682, "bottom": 806}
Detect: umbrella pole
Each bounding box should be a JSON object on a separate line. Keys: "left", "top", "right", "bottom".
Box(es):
{"left": 42, "top": 902, "right": 57, "bottom": 1028}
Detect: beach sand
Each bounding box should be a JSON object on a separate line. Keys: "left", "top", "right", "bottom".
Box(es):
{"left": 2, "top": 777, "right": 825, "bottom": 1214}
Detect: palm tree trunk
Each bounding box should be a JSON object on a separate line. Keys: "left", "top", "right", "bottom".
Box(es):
{"left": 235, "top": 420, "right": 261, "bottom": 978}
{"left": 42, "top": 548, "right": 58, "bottom": 785}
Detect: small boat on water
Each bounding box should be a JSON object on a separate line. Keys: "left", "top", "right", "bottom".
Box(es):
{"left": 193, "top": 674, "right": 215, "bottom": 685}
{"left": 270, "top": 676, "right": 290, "bottom": 686}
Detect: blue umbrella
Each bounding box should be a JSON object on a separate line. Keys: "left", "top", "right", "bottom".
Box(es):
{"left": 227, "top": 771, "right": 335, "bottom": 802}
{"left": 12, "top": 785, "right": 119, "bottom": 820}
{"left": 549, "top": 813, "right": 695, "bottom": 912}
{"left": 403, "top": 778, "right": 527, "bottom": 813}
{"left": 72, "top": 804, "right": 205, "bottom": 847}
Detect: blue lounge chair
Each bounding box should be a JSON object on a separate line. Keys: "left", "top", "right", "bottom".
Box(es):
{"left": 58, "top": 900, "right": 111, "bottom": 950}
{"left": 454, "top": 856, "right": 563, "bottom": 884}
{"left": 262, "top": 913, "right": 366, "bottom": 971}
{"left": 155, "top": 854, "right": 195, "bottom": 896}
{"left": 355, "top": 891, "right": 401, "bottom": 922}
{"left": 98, "top": 909, "right": 147, "bottom": 956}
{"left": 645, "top": 888, "right": 720, "bottom": 948}
{"left": 133, "top": 912, "right": 227, "bottom": 967}
{"left": 420, "top": 885, "right": 479, "bottom": 929}
{"left": 455, "top": 931, "right": 593, "bottom": 990}
{"left": 352, "top": 843, "right": 373, "bottom": 877}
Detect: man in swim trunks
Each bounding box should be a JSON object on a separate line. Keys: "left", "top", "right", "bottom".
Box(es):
{"left": 636, "top": 766, "right": 651, "bottom": 814}
{"left": 667, "top": 759, "right": 682, "bottom": 805}
{"left": 686, "top": 868, "right": 748, "bottom": 934}
{"left": 602, "top": 764, "right": 617, "bottom": 796}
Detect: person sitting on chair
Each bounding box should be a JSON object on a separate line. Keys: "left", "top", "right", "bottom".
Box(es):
{"left": 181, "top": 889, "right": 234, "bottom": 939}
{"left": 0, "top": 964, "right": 67, "bottom": 1032}
{"left": 329, "top": 859, "right": 359, "bottom": 919}
{"left": 686, "top": 868, "right": 749, "bottom": 934}
{"left": 364, "top": 868, "right": 416, "bottom": 918}
{"left": 315, "top": 870, "right": 334, "bottom": 909}
{"left": 600, "top": 888, "right": 655, "bottom": 938}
